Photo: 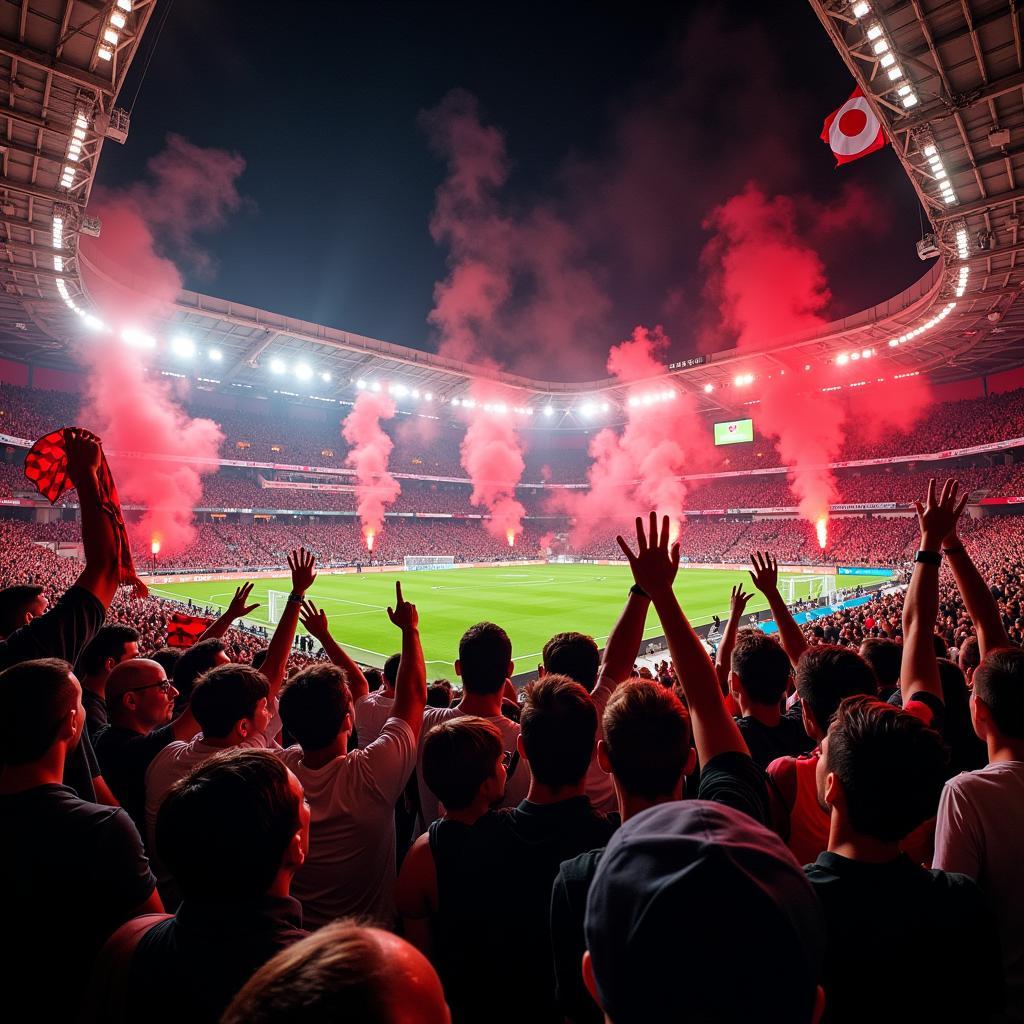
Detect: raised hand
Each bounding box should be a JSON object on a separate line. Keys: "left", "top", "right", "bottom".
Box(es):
{"left": 387, "top": 580, "right": 419, "bottom": 632}
{"left": 616, "top": 512, "right": 680, "bottom": 600}
{"left": 288, "top": 547, "right": 317, "bottom": 597}
{"left": 64, "top": 427, "right": 103, "bottom": 486}
{"left": 748, "top": 551, "right": 779, "bottom": 596}
{"left": 226, "top": 581, "right": 260, "bottom": 620}
{"left": 730, "top": 584, "right": 752, "bottom": 616}
{"left": 915, "top": 478, "right": 969, "bottom": 550}
{"left": 300, "top": 600, "right": 329, "bottom": 641}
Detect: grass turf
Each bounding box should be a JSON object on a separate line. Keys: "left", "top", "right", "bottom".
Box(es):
{"left": 150, "top": 564, "right": 890, "bottom": 672}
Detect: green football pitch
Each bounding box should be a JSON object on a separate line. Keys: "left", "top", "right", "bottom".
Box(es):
{"left": 150, "top": 564, "right": 889, "bottom": 672}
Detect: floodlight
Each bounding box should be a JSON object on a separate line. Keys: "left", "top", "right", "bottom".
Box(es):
{"left": 171, "top": 335, "right": 195, "bottom": 358}
{"left": 209, "top": 348, "right": 223, "bottom": 362}
{"left": 269, "top": 358, "right": 287, "bottom": 375}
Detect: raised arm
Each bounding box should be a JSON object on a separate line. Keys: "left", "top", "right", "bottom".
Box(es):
{"left": 748, "top": 552, "right": 808, "bottom": 667}
{"left": 942, "top": 510, "right": 1010, "bottom": 659}
{"left": 901, "top": 479, "right": 967, "bottom": 705}
{"left": 618, "top": 513, "right": 748, "bottom": 762}
{"left": 260, "top": 548, "right": 317, "bottom": 697}
{"left": 597, "top": 586, "right": 652, "bottom": 691}
{"left": 387, "top": 581, "right": 426, "bottom": 736}
{"left": 300, "top": 600, "right": 370, "bottom": 703}
{"left": 198, "top": 582, "right": 260, "bottom": 643}
{"left": 66, "top": 429, "right": 121, "bottom": 609}
{"left": 715, "top": 584, "right": 751, "bottom": 694}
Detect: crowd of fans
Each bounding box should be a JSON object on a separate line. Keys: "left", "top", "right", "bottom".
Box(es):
{"left": 1, "top": 436, "right": 1022, "bottom": 1023}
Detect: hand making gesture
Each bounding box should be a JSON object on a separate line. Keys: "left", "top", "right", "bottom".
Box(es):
{"left": 915, "top": 478, "right": 969, "bottom": 551}
{"left": 288, "top": 547, "right": 318, "bottom": 597}
{"left": 226, "top": 581, "right": 260, "bottom": 621}
{"left": 387, "top": 580, "right": 419, "bottom": 632}
{"left": 616, "top": 512, "right": 680, "bottom": 599}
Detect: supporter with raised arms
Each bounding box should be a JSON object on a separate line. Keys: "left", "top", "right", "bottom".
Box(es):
{"left": 714, "top": 582, "right": 751, "bottom": 711}
{"left": 193, "top": 581, "right": 261, "bottom": 645}
{"left": 278, "top": 582, "right": 424, "bottom": 927}
{"left": 299, "top": 598, "right": 370, "bottom": 703}
{"left": 747, "top": 549, "right": 809, "bottom": 668}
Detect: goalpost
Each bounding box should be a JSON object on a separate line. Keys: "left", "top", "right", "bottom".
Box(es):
{"left": 779, "top": 575, "right": 838, "bottom": 605}
{"left": 403, "top": 555, "right": 456, "bottom": 571}
{"left": 268, "top": 589, "right": 292, "bottom": 625}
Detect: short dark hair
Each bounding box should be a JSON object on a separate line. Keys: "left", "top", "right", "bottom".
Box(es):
{"left": 974, "top": 647, "right": 1024, "bottom": 739}
{"left": 76, "top": 624, "right": 139, "bottom": 678}
{"left": 190, "top": 664, "right": 269, "bottom": 739}
{"left": 426, "top": 680, "right": 453, "bottom": 708}
{"left": 172, "top": 638, "right": 227, "bottom": 705}
{"left": 858, "top": 638, "right": 901, "bottom": 693}
{"left": 543, "top": 632, "right": 600, "bottom": 689}
{"left": 279, "top": 663, "right": 352, "bottom": 751}
{"left": 458, "top": 622, "right": 512, "bottom": 696}
{"left": 826, "top": 695, "right": 948, "bottom": 841}
{"left": 0, "top": 658, "right": 76, "bottom": 763}
{"left": 958, "top": 636, "right": 980, "bottom": 675}
{"left": 383, "top": 653, "right": 401, "bottom": 688}
{"left": 796, "top": 645, "right": 877, "bottom": 731}
{"left": 149, "top": 647, "right": 182, "bottom": 679}
{"left": 731, "top": 632, "right": 792, "bottom": 706}
{"left": 520, "top": 674, "right": 596, "bottom": 788}
{"left": 0, "top": 584, "right": 43, "bottom": 636}
{"left": 603, "top": 681, "right": 691, "bottom": 799}
{"left": 222, "top": 923, "right": 394, "bottom": 1024}
{"left": 422, "top": 716, "right": 503, "bottom": 810}
{"left": 157, "top": 748, "right": 300, "bottom": 901}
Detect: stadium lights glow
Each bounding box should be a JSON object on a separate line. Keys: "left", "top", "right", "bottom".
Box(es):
{"left": 370, "top": 382, "right": 382, "bottom": 393}
{"left": 852, "top": 1, "right": 870, "bottom": 18}
{"left": 886, "top": 65, "right": 903, "bottom": 81}
{"left": 424, "top": 392, "right": 433, "bottom": 402}
{"left": 294, "top": 363, "right": 313, "bottom": 381}
{"left": 543, "top": 405, "right": 554, "bottom": 416}
{"left": 836, "top": 353, "right": 850, "bottom": 365}
{"left": 923, "top": 144, "right": 937, "bottom": 157}
{"left": 117, "top": 0, "right": 132, "bottom": 10}
{"left": 390, "top": 383, "right": 409, "bottom": 397}
{"left": 866, "top": 23, "right": 882, "bottom": 40}
{"left": 121, "top": 327, "right": 156, "bottom": 349}
{"left": 902, "top": 94, "right": 919, "bottom": 108}
{"left": 879, "top": 52, "right": 895, "bottom": 68}
{"left": 898, "top": 84, "right": 913, "bottom": 98}
{"left": 461, "top": 397, "right": 474, "bottom": 408}
{"left": 110, "top": 10, "right": 127, "bottom": 29}
{"left": 411, "top": 388, "right": 420, "bottom": 398}
{"left": 872, "top": 39, "right": 888, "bottom": 55}
{"left": 703, "top": 383, "right": 714, "bottom": 393}
{"left": 82, "top": 314, "right": 105, "bottom": 331}
{"left": 451, "top": 397, "right": 460, "bottom": 406}
{"left": 97, "top": 46, "right": 113, "bottom": 61}
{"left": 733, "top": 373, "right": 754, "bottom": 387}
{"left": 209, "top": 348, "right": 223, "bottom": 362}
{"left": 103, "top": 28, "right": 119, "bottom": 44}
{"left": 170, "top": 335, "right": 196, "bottom": 358}
{"left": 269, "top": 358, "right": 287, "bottom": 374}
{"left": 356, "top": 379, "right": 367, "bottom": 389}
{"left": 321, "top": 371, "right": 332, "bottom": 383}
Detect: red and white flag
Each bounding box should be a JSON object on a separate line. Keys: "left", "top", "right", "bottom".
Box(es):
{"left": 821, "top": 87, "right": 886, "bottom": 166}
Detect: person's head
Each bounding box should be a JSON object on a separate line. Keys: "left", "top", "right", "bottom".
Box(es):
{"left": 157, "top": 748, "right": 308, "bottom": 902}
{"left": 382, "top": 653, "right": 401, "bottom": 691}
{"left": 279, "top": 663, "right": 352, "bottom": 752}
{"left": 958, "top": 636, "right": 981, "bottom": 683}
{"left": 729, "top": 632, "right": 793, "bottom": 708}
{"left": 0, "top": 584, "right": 46, "bottom": 637}
{"left": 858, "top": 638, "right": 901, "bottom": 695}
{"left": 456, "top": 622, "right": 513, "bottom": 696}
{"left": 107, "top": 659, "right": 178, "bottom": 731}
{"left": 190, "top": 664, "right": 270, "bottom": 743}
{"left": 818, "top": 695, "right": 948, "bottom": 842}
{"left": 599, "top": 681, "right": 693, "bottom": 807}
{"left": 795, "top": 645, "right": 877, "bottom": 740}
{"left": 426, "top": 679, "right": 453, "bottom": 708}
{"left": 519, "top": 674, "right": 596, "bottom": 791}
{"left": 77, "top": 624, "right": 140, "bottom": 683}
{"left": 172, "top": 638, "right": 230, "bottom": 707}
{"left": 0, "top": 658, "right": 84, "bottom": 766}
{"left": 422, "top": 716, "right": 507, "bottom": 812}
{"left": 972, "top": 647, "right": 1024, "bottom": 745}
{"left": 221, "top": 923, "right": 450, "bottom": 1024}
{"left": 365, "top": 668, "right": 384, "bottom": 692}
{"left": 584, "top": 802, "right": 825, "bottom": 1024}
{"left": 542, "top": 631, "right": 600, "bottom": 689}
{"left": 149, "top": 646, "right": 182, "bottom": 680}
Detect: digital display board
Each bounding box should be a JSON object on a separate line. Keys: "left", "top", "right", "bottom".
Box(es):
{"left": 713, "top": 418, "right": 754, "bottom": 445}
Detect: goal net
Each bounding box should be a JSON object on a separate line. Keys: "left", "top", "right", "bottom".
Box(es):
{"left": 779, "top": 575, "right": 837, "bottom": 605}
{"left": 403, "top": 555, "right": 456, "bottom": 571}
{"left": 268, "top": 589, "right": 291, "bottom": 625}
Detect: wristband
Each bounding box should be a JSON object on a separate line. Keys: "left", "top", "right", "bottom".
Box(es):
{"left": 287, "top": 592, "right": 304, "bottom": 604}
{"left": 629, "top": 584, "right": 650, "bottom": 599}
{"left": 914, "top": 549, "right": 942, "bottom": 567}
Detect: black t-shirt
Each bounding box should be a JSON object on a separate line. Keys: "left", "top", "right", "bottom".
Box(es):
{"left": 125, "top": 896, "right": 308, "bottom": 1024}
{"left": 550, "top": 751, "right": 768, "bottom": 1024}
{"left": 64, "top": 718, "right": 101, "bottom": 802}
{"left": 805, "top": 851, "right": 1003, "bottom": 1022}
{"left": 0, "top": 585, "right": 104, "bottom": 671}
{"left": 430, "top": 797, "right": 616, "bottom": 1024}
{"left": 95, "top": 723, "right": 176, "bottom": 837}
{"left": 736, "top": 710, "right": 814, "bottom": 770}
{"left": 83, "top": 688, "right": 108, "bottom": 732}
{"left": 0, "top": 784, "right": 155, "bottom": 1019}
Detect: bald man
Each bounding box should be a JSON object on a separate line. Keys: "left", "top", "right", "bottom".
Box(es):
{"left": 222, "top": 922, "right": 451, "bottom": 1024}
{"left": 94, "top": 659, "right": 200, "bottom": 838}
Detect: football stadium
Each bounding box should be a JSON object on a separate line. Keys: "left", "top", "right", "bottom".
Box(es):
{"left": 1, "top": 2, "right": 1023, "bottom": 1022}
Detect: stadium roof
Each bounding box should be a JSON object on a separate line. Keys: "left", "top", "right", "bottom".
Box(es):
{"left": 0, "top": 1, "right": 1022, "bottom": 426}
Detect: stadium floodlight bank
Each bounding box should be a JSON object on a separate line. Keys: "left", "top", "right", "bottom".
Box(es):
{"left": 779, "top": 575, "right": 838, "bottom": 605}
{"left": 403, "top": 555, "right": 456, "bottom": 571}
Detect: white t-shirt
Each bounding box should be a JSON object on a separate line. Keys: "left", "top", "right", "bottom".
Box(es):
{"left": 354, "top": 690, "right": 395, "bottom": 747}
{"left": 416, "top": 705, "right": 529, "bottom": 831}
{"left": 933, "top": 760, "right": 1024, "bottom": 1023}
{"left": 280, "top": 716, "right": 416, "bottom": 927}
{"left": 143, "top": 725, "right": 277, "bottom": 883}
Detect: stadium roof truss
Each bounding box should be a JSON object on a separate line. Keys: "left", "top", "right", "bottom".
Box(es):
{"left": 0, "top": 1, "right": 1021, "bottom": 429}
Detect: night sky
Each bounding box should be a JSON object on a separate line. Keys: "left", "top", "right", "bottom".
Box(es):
{"left": 95, "top": 0, "right": 928, "bottom": 373}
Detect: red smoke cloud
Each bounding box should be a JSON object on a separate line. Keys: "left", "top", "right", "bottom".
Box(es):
{"left": 565, "top": 327, "right": 713, "bottom": 545}
{"left": 459, "top": 382, "right": 527, "bottom": 544}
{"left": 342, "top": 392, "right": 401, "bottom": 548}
{"left": 76, "top": 134, "right": 246, "bottom": 556}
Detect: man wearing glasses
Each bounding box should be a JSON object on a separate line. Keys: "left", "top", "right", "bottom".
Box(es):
{"left": 95, "top": 659, "right": 200, "bottom": 840}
